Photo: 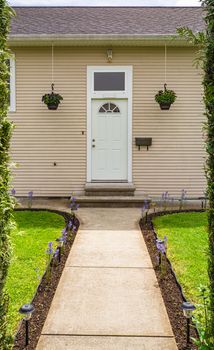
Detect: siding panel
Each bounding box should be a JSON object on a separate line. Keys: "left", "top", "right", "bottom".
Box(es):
{"left": 9, "top": 46, "right": 206, "bottom": 197}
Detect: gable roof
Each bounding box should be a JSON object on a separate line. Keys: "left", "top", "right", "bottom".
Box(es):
{"left": 10, "top": 6, "right": 204, "bottom": 36}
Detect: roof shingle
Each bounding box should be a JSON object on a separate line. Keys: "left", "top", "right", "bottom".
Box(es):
{"left": 10, "top": 7, "right": 205, "bottom": 36}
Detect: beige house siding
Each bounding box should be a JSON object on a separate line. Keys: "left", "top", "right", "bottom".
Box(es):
{"left": 9, "top": 46, "right": 206, "bottom": 197}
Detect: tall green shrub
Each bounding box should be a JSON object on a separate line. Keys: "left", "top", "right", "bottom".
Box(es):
{"left": 202, "top": 0, "right": 214, "bottom": 331}
{"left": 178, "top": 2, "right": 214, "bottom": 335}
{"left": 0, "top": 1, "right": 14, "bottom": 348}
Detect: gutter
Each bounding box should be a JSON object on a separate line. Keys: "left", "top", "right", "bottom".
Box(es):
{"left": 8, "top": 33, "right": 192, "bottom": 46}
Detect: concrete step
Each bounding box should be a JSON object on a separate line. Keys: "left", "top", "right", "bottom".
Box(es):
{"left": 85, "top": 182, "right": 136, "bottom": 196}
{"left": 77, "top": 195, "right": 148, "bottom": 207}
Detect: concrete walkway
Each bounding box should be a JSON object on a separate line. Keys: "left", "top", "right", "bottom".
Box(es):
{"left": 36, "top": 207, "right": 178, "bottom": 350}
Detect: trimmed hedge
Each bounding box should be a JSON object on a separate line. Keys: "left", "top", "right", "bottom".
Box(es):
{"left": 0, "top": 1, "right": 15, "bottom": 348}
{"left": 202, "top": 0, "right": 214, "bottom": 331}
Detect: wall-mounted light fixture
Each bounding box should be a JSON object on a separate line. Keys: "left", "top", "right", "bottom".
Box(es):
{"left": 107, "top": 49, "right": 113, "bottom": 63}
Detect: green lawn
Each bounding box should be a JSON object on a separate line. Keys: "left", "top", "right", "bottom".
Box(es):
{"left": 153, "top": 212, "right": 209, "bottom": 305}
{"left": 5, "top": 210, "right": 65, "bottom": 335}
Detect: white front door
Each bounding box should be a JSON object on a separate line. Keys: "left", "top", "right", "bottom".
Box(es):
{"left": 91, "top": 100, "right": 128, "bottom": 181}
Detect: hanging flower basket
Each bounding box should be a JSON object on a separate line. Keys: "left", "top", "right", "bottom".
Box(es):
{"left": 155, "top": 84, "right": 177, "bottom": 110}
{"left": 42, "top": 84, "right": 63, "bottom": 110}
{"left": 159, "top": 102, "right": 172, "bottom": 110}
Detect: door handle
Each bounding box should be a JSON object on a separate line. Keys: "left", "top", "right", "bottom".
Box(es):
{"left": 92, "top": 144, "right": 95, "bottom": 148}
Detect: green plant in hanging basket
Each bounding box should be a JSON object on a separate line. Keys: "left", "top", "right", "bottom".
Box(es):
{"left": 155, "top": 84, "right": 177, "bottom": 110}
{"left": 42, "top": 84, "right": 63, "bottom": 110}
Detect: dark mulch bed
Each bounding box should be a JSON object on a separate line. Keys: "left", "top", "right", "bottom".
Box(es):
{"left": 13, "top": 208, "right": 79, "bottom": 350}
{"left": 140, "top": 209, "right": 203, "bottom": 350}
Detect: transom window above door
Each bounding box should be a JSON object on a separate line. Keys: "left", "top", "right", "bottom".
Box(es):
{"left": 88, "top": 67, "right": 132, "bottom": 99}
{"left": 94, "top": 72, "right": 125, "bottom": 91}
{"left": 99, "top": 102, "right": 120, "bottom": 113}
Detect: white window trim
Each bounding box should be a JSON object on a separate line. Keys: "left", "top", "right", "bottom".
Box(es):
{"left": 89, "top": 66, "right": 130, "bottom": 99}
{"left": 9, "top": 56, "right": 16, "bottom": 112}
{"left": 87, "top": 66, "right": 133, "bottom": 183}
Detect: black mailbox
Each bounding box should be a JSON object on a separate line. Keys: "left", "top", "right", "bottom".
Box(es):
{"left": 135, "top": 137, "right": 152, "bottom": 151}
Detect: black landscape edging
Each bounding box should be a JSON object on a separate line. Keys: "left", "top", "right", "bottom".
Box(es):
{"left": 13, "top": 208, "right": 79, "bottom": 349}
{"left": 140, "top": 209, "right": 205, "bottom": 340}
{"left": 20, "top": 208, "right": 79, "bottom": 301}
{"left": 143, "top": 209, "right": 205, "bottom": 301}
{"left": 146, "top": 211, "right": 190, "bottom": 302}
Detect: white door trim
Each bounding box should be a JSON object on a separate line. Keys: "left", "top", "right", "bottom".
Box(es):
{"left": 87, "top": 66, "right": 132, "bottom": 183}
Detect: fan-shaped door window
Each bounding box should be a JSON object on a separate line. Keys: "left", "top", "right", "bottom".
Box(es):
{"left": 99, "top": 102, "right": 120, "bottom": 113}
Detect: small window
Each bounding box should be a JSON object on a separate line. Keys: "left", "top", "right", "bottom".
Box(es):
{"left": 7, "top": 57, "right": 16, "bottom": 112}
{"left": 99, "top": 102, "right": 120, "bottom": 113}
{"left": 94, "top": 72, "right": 125, "bottom": 91}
